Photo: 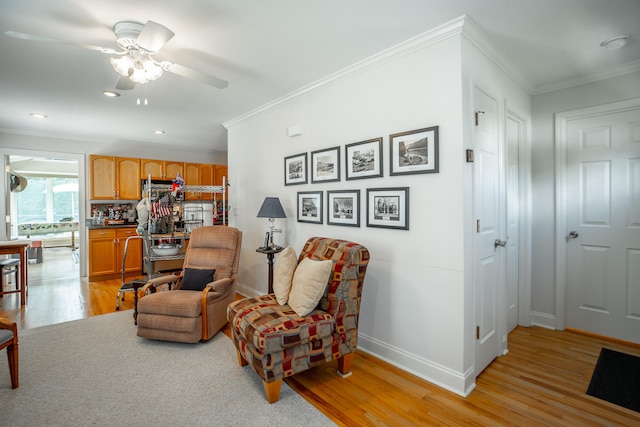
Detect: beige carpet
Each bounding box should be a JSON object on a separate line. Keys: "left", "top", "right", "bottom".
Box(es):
{"left": 0, "top": 311, "right": 335, "bottom": 426}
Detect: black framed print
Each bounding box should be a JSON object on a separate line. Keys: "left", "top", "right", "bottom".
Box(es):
{"left": 297, "top": 191, "right": 323, "bottom": 224}
{"left": 327, "top": 190, "right": 360, "bottom": 227}
{"left": 311, "top": 146, "right": 340, "bottom": 183}
{"left": 345, "top": 137, "right": 383, "bottom": 180}
{"left": 389, "top": 126, "right": 439, "bottom": 176}
{"left": 284, "top": 153, "right": 308, "bottom": 186}
{"left": 366, "top": 187, "right": 409, "bottom": 230}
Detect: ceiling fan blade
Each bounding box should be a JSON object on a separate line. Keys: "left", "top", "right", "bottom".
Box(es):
{"left": 115, "top": 76, "right": 136, "bottom": 90}
{"left": 136, "top": 21, "right": 175, "bottom": 53}
{"left": 4, "top": 30, "right": 119, "bottom": 54}
{"left": 162, "top": 62, "right": 229, "bottom": 89}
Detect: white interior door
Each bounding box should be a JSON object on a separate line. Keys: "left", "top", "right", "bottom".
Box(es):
{"left": 505, "top": 114, "right": 521, "bottom": 333}
{"left": 473, "top": 87, "right": 504, "bottom": 375}
{"left": 561, "top": 100, "right": 640, "bottom": 343}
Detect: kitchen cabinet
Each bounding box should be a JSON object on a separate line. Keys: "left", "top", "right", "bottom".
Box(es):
{"left": 90, "top": 156, "right": 141, "bottom": 200}
{"left": 141, "top": 159, "right": 183, "bottom": 180}
{"left": 213, "top": 165, "right": 228, "bottom": 222}
{"left": 88, "top": 228, "right": 142, "bottom": 280}
{"left": 183, "top": 163, "right": 216, "bottom": 200}
{"left": 183, "top": 163, "right": 200, "bottom": 200}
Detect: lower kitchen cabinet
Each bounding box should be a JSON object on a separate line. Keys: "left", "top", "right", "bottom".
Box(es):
{"left": 88, "top": 228, "right": 142, "bottom": 281}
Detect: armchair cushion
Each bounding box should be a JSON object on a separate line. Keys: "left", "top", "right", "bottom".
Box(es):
{"left": 288, "top": 258, "right": 333, "bottom": 316}
{"left": 180, "top": 268, "right": 216, "bottom": 291}
{"left": 272, "top": 246, "right": 297, "bottom": 304}
{"left": 227, "top": 294, "right": 334, "bottom": 354}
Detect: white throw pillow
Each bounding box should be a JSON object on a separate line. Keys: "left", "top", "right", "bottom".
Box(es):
{"left": 273, "top": 247, "right": 298, "bottom": 304}
{"left": 288, "top": 257, "right": 333, "bottom": 317}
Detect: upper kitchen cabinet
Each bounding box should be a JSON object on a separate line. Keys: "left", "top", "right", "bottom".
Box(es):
{"left": 214, "top": 165, "right": 228, "bottom": 188}
{"left": 90, "top": 155, "right": 140, "bottom": 200}
{"left": 141, "top": 159, "right": 184, "bottom": 180}
{"left": 183, "top": 163, "right": 215, "bottom": 200}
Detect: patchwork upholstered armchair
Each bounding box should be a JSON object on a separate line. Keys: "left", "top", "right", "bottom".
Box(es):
{"left": 137, "top": 226, "right": 242, "bottom": 343}
{"left": 227, "top": 237, "right": 370, "bottom": 403}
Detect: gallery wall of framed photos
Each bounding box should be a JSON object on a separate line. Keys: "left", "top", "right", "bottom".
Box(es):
{"left": 284, "top": 125, "right": 438, "bottom": 230}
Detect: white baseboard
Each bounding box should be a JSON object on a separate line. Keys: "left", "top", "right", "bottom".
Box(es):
{"left": 530, "top": 311, "right": 557, "bottom": 330}
{"left": 357, "top": 333, "right": 474, "bottom": 397}
{"left": 235, "top": 282, "right": 262, "bottom": 298}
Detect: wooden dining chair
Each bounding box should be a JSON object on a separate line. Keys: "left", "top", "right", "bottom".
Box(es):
{"left": 0, "top": 319, "right": 19, "bottom": 389}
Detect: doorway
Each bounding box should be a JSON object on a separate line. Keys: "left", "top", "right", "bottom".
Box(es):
{"left": 5, "top": 153, "right": 84, "bottom": 278}
{"left": 555, "top": 98, "right": 640, "bottom": 343}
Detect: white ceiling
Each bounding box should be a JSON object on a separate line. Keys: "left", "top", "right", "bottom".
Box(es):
{"left": 1, "top": 0, "right": 639, "bottom": 153}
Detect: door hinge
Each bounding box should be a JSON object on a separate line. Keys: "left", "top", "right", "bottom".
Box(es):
{"left": 475, "top": 110, "right": 484, "bottom": 126}
{"left": 466, "top": 149, "right": 474, "bottom": 162}
{"left": 476, "top": 219, "right": 480, "bottom": 232}
{"left": 476, "top": 326, "right": 480, "bottom": 340}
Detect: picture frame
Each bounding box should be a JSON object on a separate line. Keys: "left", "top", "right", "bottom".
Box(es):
{"left": 297, "top": 191, "right": 323, "bottom": 224}
{"left": 327, "top": 190, "right": 360, "bottom": 227}
{"left": 389, "top": 126, "right": 439, "bottom": 176}
{"left": 311, "top": 146, "right": 340, "bottom": 183}
{"left": 345, "top": 137, "right": 383, "bottom": 180}
{"left": 366, "top": 187, "right": 409, "bottom": 230}
{"left": 284, "top": 153, "right": 308, "bottom": 186}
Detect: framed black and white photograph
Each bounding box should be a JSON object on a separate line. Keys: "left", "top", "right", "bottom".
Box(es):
{"left": 345, "top": 137, "right": 383, "bottom": 180}
{"left": 327, "top": 190, "right": 360, "bottom": 227}
{"left": 311, "top": 146, "right": 340, "bottom": 183}
{"left": 366, "top": 187, "right": 409, "bottom": 230}
{"left": 297, "top": 191, "right": 323, "bottom": 224}
{"left": 390, "top": 126, "right": 439, "bottom": 176}
{"left": 284, "top": 153, "right": 308, "bottom": 186}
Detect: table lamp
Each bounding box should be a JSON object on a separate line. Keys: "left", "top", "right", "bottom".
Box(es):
{"left": 257, "top": 197, "right": 286, "bottom": 249}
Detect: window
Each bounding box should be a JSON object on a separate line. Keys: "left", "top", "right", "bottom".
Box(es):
{"left": 16, "top": 177, "right": 79, "bottom": 224}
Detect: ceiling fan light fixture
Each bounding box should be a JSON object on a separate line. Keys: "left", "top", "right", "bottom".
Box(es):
{"left": 110, "top": 55, "right": 134, "bottom": 76}
{"left": 143, "top": 59, "right": 163, "bottom": 80}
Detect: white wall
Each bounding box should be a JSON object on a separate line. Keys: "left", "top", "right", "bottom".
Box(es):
{"left": 227, "top": 31, "right": 470, "bottom": 393}
{"left": 460, "top": 32, "right": 532, "bottom": 384}
{"left": 227, "top": 15, "right": 532, "bottom": 394}
{"left": 529, "top": 71, "right": 640, "bottom": 328}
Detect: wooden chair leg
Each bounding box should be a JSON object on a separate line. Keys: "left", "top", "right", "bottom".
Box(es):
{"left": 7, "top": 342, "right": 18, "bottom": 389}
{"left": 262, "top": 379, "right": 282, "bottom": 403}
{"left": 337, "top": 352, "right": 354, "bottom": 377}
{"left": 235, "top": 349, "right": 248, "bottom": 367}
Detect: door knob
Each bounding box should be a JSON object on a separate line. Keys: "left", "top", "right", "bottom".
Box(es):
{"left": 568, "top": 231, "right": 579, "bottom": 239}
{"left": 494, "top": 239, "right": 507, "bottom": 248}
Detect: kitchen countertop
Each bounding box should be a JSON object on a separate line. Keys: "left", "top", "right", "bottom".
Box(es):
{"left": 86, "top": 223, "right": 138, "bottom": 230}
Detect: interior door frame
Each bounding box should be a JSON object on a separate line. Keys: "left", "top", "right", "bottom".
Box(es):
{"left": 1, "top": 148, "right": 87, "bottom": 277}
{"left": 554, "top": 97, "right": 640, "bottom": 330}
{"left": 505, "top": 107, "right": 532, "bottom": 330}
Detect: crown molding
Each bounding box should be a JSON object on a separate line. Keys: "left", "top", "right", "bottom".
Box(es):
{"left": 532, "top": 59, "right": 640, "bottom": 95}
{"left": 459, "top": 16, "right": 534, "bottom": 94}
{"left": 224, "top": 16, "right": 468, "bottom": 129}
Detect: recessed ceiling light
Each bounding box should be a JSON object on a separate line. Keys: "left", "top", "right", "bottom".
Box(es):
{"left": 103, "top": 90, "right": 120, "bottom": 97}
{"left": 600, "top": 35, "right": 628, "bottom": 50}
{"left": 30, "top": 113, "right": 47, "bottom": 119}
{"left": 153, "top": 130, "right": 165, "bottom": 134}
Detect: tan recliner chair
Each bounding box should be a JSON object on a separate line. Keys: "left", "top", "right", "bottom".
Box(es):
{"left": 137, "top": 226, "right": 242, "bottom": 343}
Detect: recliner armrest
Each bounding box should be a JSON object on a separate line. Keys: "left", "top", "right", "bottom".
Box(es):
{"left": 141, "top": 274, "right": 180, "bottom": 293}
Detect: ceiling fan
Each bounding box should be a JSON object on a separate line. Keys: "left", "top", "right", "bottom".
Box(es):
{"left": 5, "top": 20, "right": 229, "bottom": 91}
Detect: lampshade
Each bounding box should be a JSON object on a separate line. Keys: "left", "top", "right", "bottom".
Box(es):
{"left": 257, "top": 197, "right": 286, "bottom": 219}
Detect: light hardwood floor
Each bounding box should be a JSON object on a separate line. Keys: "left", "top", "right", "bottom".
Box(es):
{"left": 1, "top": 248, "right": 639, "bottom": 426}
